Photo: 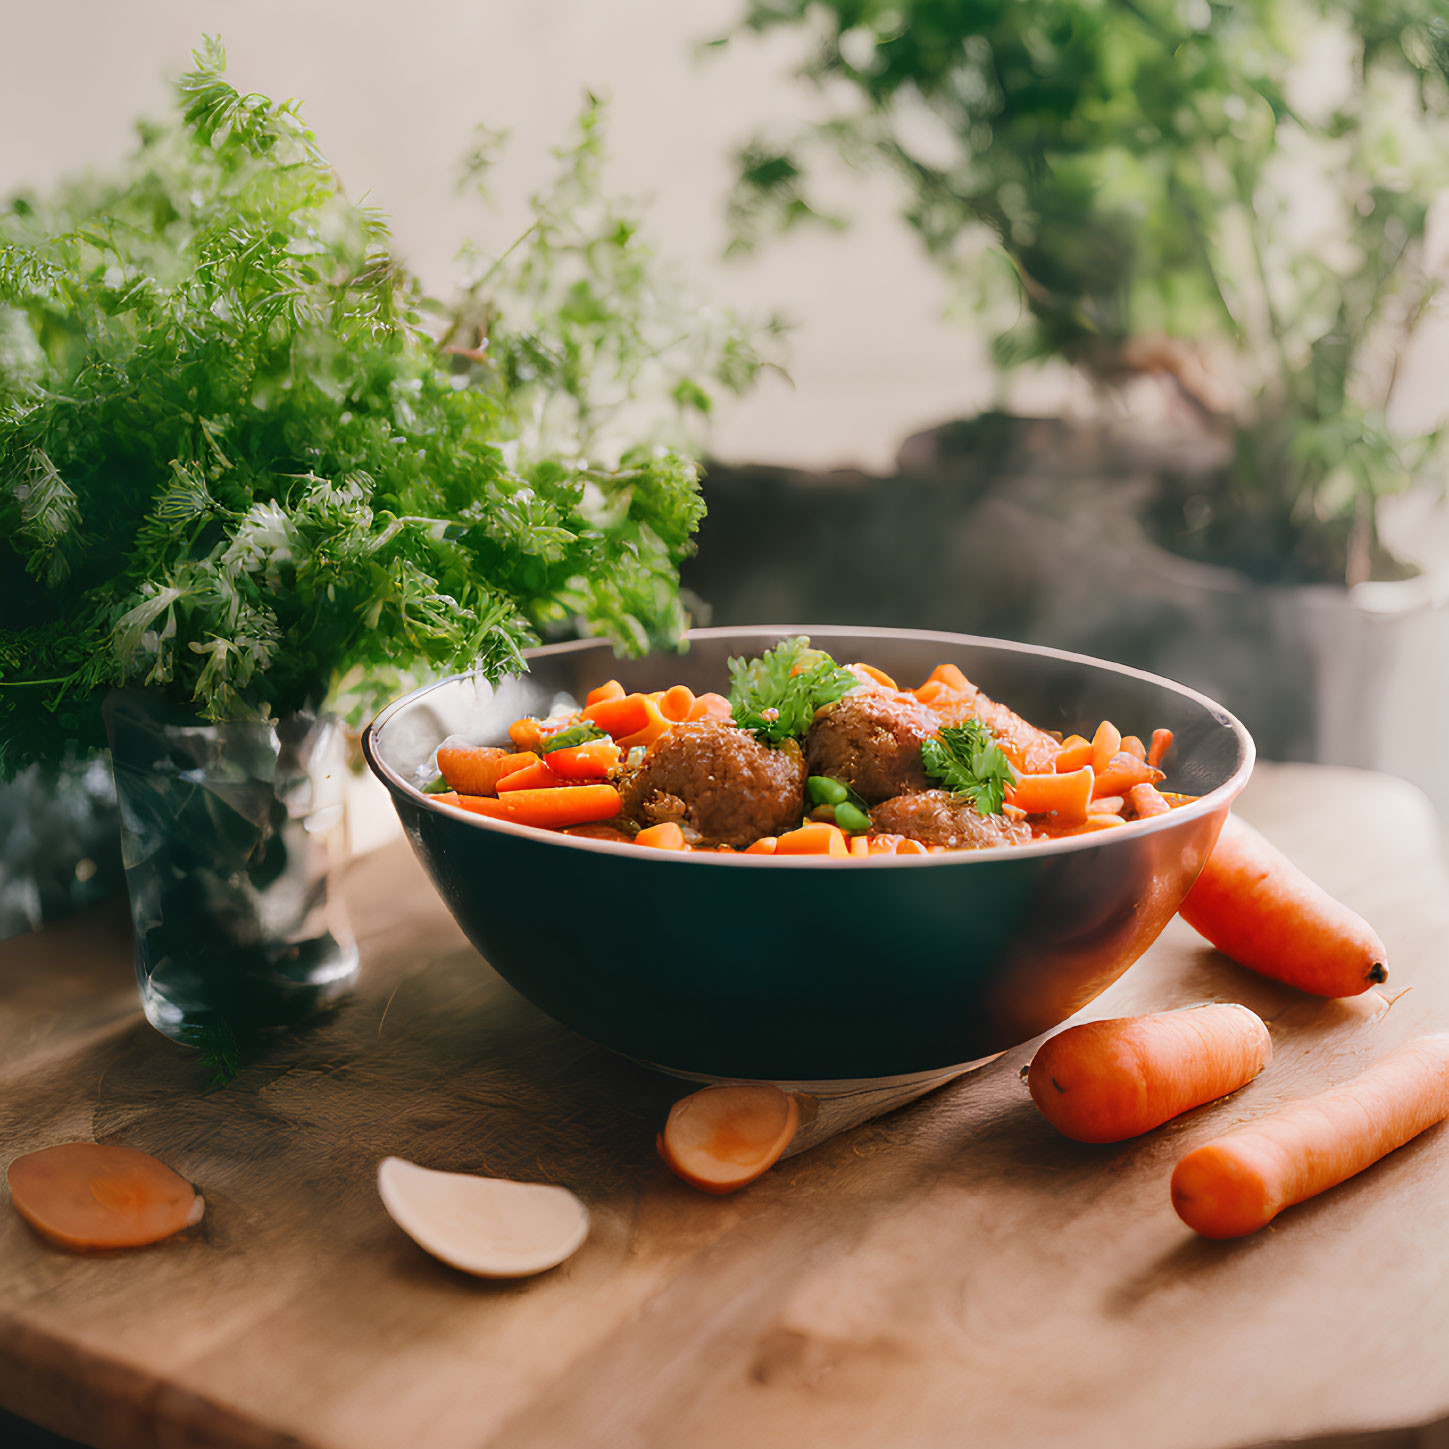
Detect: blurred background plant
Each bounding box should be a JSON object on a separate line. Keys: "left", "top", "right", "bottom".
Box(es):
{"left": 723, "top": 0, "right": 1449, "bottom": 585}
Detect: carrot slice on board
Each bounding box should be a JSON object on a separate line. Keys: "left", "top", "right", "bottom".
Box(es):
{"left": 658, "top": 1085, "right": 799, "bottom": 1194}
{"left": 8, "top": 1143, "right": 203, "bottom": 1251}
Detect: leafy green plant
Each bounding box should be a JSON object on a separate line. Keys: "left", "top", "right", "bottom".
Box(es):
{"left": 721, "top": 1, "right": 1449, "bottom": 583}
{"left": 921, "top": 720, "right": 1015, "bottom": 816}
{"left": 0, "top": 41, "right": 771, "bottom": 774}
{"left": 728, "top": 635, "right": 856, "bottom": 744}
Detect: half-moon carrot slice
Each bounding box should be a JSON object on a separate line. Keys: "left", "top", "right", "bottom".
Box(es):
{"left": 8, "top": 1142, "right": 203, "bottom": 1251}
{"left": 658, "top": 1085, "right": 799, "bottom": 1194}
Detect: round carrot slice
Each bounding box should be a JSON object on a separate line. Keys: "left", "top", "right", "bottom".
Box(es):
{"left": 8, "top": 1142, "right": 203, "bottom": 1251}
{"left": 658, "top": 1085, "right": 799, "bottom": 1195}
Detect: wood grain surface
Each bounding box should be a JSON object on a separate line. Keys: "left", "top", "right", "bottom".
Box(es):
{"left": 2, "top": 763, "right": 1448, "bottom": 1449}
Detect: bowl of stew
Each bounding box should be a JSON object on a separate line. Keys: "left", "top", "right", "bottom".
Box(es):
{"left": 362, "top": 626, "right": 1253, "bottom": 1082}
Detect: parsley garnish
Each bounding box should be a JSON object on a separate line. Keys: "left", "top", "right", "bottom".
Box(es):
{"left": 539, "top": 720, "right": 608, "bottom": 753}
{"left": 921, "top": 720, "right": 1016, "bottom": 816}
{"left": 728, "top": 637, "right": 857, "bottom": 746}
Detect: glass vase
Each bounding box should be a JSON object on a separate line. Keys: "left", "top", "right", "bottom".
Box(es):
{"left": 103, "top": 692, "right": 359, "bottom": 1043}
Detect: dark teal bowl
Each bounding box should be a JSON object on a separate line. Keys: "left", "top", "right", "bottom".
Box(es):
{"left": 362, "top": 627, "right": 1253, "bottom": 1082}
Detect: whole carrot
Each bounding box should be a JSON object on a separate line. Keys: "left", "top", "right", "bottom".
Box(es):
{"left": 1179, "top": 814, "right": 1388, "bottom": 996}
{"left": 1171, "top": 1034, "right": 1449, "bottom": 1238}
{"left": 1027, "top": 1004, "right": 1271, "bottom": 1143}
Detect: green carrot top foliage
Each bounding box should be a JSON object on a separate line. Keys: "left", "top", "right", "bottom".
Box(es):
{"left": 0, "top": 40, "right": 768, "bottom": 773}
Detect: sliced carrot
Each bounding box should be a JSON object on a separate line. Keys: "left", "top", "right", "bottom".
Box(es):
{"left": 8, "top": 1142, "right": 204, "bottom": 1251}
{"left": 582, "top": 693, "right": 653, "bottom": 738}
{"left": 850, "top": 662, "right": 899, "bottom": 691}
{"left": 496, "top": 760, "right": 564, "bottom": 793}
{"left": 848, "top": 834, "right": 870, "bottom": 857}
{"left": 1171, "top": 1034, "right": 1449, "bottom": 1238}
{"left": 508, "top": 718, "right": 547, "bottom": 752}
{"left": 922, "top": 663, "right": 971, "bottom": 694}
{"left": 1028, "top": 1004, "right": 1272, "bottom": 1143}
{"left": 743, "top": 836, "right": 778, "bottom": 855}
{"left": 635, "top": 821, "right": 687, "bottom": 851}
{"left": 1121, "top": 735, "right": 1147, "bottom": 761}
{"left": 1127, "top": 782, "right": 1173, "bottom": 819}
{"left": 1179, "top": 813, "right": 1388, "bottom": 996}
{"left": 1147, "top": 728, "right": 1174, "bottom": 770}
{"left": 774, "top": 822, "right": 848, "bottom": 857}
{"left": 1010, "top": 766, "right": 1094, "bottom": 826}
{"left": 913, "top": 680, "right": 954, "bottom": 707}
{"left": 1091, "top": 721, "right": 1122, "bottom": 772}
{"left": 1090, "top": 795, "right": 1125, "bottom": 816}
{"left": 443, "top": 784, "right": 622, "bottom": 830}
{"left": 895, "top": 838, "right": 929, "bottom": 856}
{"left": 542, "top": 738, "right": 621, "bottom": 780}
{"left": 688, "top": 691, "right": 734, "bottom": 724}
{"left": 436, "top": 746, "right": 533, "bottom": 798}
{"left": 658, "top": 685, "right": 697, "bottom": 723}
{"left": 658, "top": 1085, "right": 799, "bottom": 1194}
{"left": 1092, "top": 752, "right": 1163, "bottom": 798}
{"left": 585, "top": 679, "right": 626, "bottom": 707}
{"left": 1054, "top": 737, "right": 1093, "bottom": 773}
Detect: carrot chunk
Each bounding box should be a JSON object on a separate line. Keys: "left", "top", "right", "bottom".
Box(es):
{"left": 1027, "top": 1005, "right": 1271, "bottom": 1143}
{"left": 635, "top": 821, "right": 687, "bottom": 851}
{"left": 542, "top": 738, "right": 621, "bottom": 780}
{"left": 8, "top": 1143, "right": 204, "bottom": 1251}
{"left": 508, "top": 718, "right": 547, "bottom": 752}
{"left": 774, "top": 822, "right": 849, "bottom": 857}
{"left": 585, "top": 679, "right": 626, "bottom": 707}
{"left": 658, "top": 1085, "right": 799, "bottom": 1194}
{"left": 1121, "top": 734, "right": 1147, "bottom": 761}
{"left": 495, "top": 760, "right": 564, "bottom": 793}
{"left": 849, "top": 662, "right": 898, "bottom": 691}
{"left": 1127, "top": 782, "right": 1173, "bottom": 818}
{"left": 443, "top": 784, "right": 622, "bottom": 830}
{"left": 1010, "top": 766, "right": 1093, "bottom": 826}
{"left": 1179, "top": 814, "right": 1388, "bottom": 996}
{"left": 1147, "top": 728, "right": 1174, "bottom": 770}
{"left": 687, "top": 691, "right": 734, "bottom": 724}
{"left": 582, "top": 693, "right": 654, "bottom": 738}
{"left": 1171, "top": 1034, "right": 1449, "bottom": 1237}
{"left": 1054, "top": 737, "right": 1093, "bottom": 773}
{"left": 436, "top": 746, "right": 535, "bottom": 798}
{"left": 743, "top": 836, "right": 778, "bottom": 855}
{"left": 658, "top": 685, "right": 697, "bottom": 723}
{"left": 1091, "top": 721, "right": 1122, "bottom": 772}
{"left": 1092, "top": 752, "right": 1163, "bottom": 798}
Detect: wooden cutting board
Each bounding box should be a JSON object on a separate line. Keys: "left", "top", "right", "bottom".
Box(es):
{"left": 2, "top": 763, "right": 1448, "bottom": 1449}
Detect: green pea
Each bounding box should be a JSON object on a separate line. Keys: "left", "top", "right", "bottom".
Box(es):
{"left": 834, "top": 802, "right": 871, "bottom": 834}
{"left": 807, "top": 775, "right": 849, "bottom": 806}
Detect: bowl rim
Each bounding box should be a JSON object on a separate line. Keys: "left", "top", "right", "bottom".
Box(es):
{"left": 361, "top": 624, "right": 1256, "bottom": 868}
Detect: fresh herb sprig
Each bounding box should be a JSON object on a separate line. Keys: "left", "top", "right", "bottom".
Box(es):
{"left": 728, "top": 636, "right": 856, "bottom": 746}
{"left": 921, "top": 721, "right": 1016, "bottom": 816}
{"left": 0, "top": 42, "right": 766, "bottom": 775}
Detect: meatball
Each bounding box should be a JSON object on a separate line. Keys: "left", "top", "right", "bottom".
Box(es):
{"left": 805, "top": 694, "right": 938, "bottom": 804}
{"left": 619, "top": 721, "right": 806, "bottom": 848}
{"left": 871, "top": 790, "right": 1032, "bottom": 851}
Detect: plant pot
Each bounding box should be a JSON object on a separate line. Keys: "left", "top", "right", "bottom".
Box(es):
{"left": 103, "top": 692, "right": 358, "bottom": 1043}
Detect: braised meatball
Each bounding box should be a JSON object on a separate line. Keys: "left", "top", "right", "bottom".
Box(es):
{"left": 871, "top": 790, "right": 1032, "bottom": 851}
{"left": 619, "top": 721, "right": 806, "bottom": 848}
{"left": 805, "top": 694, "right": 938, "bottom": 804}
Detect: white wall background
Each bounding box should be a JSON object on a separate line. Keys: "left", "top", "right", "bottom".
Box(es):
{"left": 0, "top": 0, "right": 1028, "bottom": 473}
{"left": 3, "top": 2, "right": 1446, "bottom": 471}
